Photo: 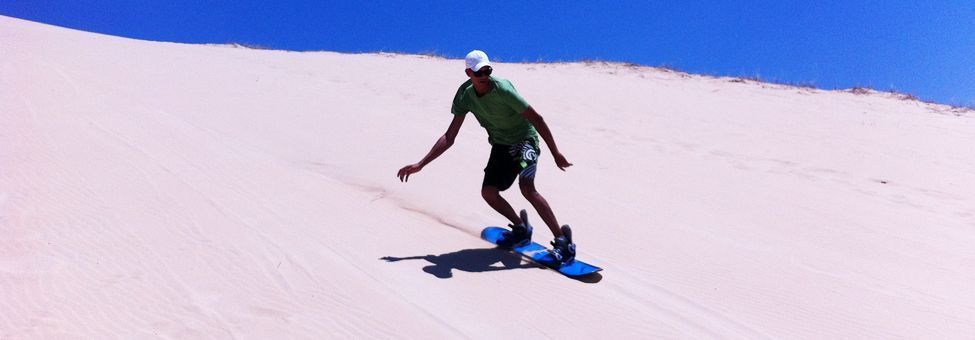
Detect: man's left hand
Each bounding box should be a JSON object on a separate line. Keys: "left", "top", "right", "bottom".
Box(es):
{"left": 553, "top": 152, "right": 573, "bottom": 171}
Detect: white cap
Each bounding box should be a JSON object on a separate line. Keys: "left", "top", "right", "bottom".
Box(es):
{"left": 465, "top": 50, "right": 492, "bottom": 71}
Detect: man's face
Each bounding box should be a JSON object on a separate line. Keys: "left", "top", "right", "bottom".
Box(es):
{"left": 467, "top": 66, "right": 493, "bottom": 86}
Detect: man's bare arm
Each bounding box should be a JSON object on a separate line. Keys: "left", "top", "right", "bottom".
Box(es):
{"left": 522, "top": 106, "right": 573, "bottom": 170}
{"left": 397, "top": 114, "right": 467, "bottom": 182}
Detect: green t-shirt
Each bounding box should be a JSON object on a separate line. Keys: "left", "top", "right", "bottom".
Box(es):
{"left": 451, "top": 77, "right": 538, "bottom": 145}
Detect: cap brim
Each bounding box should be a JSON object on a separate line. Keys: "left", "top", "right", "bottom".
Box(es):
{"left": 472, "top": 61, "right": 492, "bottom": 71}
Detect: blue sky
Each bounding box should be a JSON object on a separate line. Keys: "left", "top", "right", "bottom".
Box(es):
{"left": 4, "top": 1, "right": 973, "bottom": 106}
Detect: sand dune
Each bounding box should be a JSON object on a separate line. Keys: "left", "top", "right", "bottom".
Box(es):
{"left": 2, "top": 15, "right": 975, "bottom": 339}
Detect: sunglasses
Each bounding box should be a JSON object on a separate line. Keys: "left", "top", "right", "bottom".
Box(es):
{"left": 472, "top": 67, "right": 493, "bottom": 77}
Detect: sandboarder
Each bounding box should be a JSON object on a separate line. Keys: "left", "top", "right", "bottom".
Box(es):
{"left": 397, "top": 50, "right": 577, "bottom": 263}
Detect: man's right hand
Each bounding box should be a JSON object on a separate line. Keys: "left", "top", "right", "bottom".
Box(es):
{"left": 397, "top": 163, "right": 423, "bottom": 182}
{"left": 398, "top": 115, "right": 465, "bottom": 183}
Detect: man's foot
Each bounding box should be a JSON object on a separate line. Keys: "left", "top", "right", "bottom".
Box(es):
{"left": 549, "top": 225, "right": 577, "bottom": 264}
{"left": 498, "top": 209, "right": 533, "bottom": 248}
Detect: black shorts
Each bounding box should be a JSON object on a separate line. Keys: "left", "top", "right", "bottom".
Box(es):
{"left": 482, "top": 139, "right": 540, "bottom": 191}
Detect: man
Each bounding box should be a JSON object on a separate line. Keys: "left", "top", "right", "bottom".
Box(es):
{"left": 397, "top": 50, "right": 577, "bottom": 263}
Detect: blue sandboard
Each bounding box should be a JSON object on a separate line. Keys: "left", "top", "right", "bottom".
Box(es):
{"left": 481, "top": 226, "right": 602, "bottom": 277}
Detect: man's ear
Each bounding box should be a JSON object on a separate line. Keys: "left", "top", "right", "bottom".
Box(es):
{"left": 465, "top": 69, "right": 473, "bottom": 77}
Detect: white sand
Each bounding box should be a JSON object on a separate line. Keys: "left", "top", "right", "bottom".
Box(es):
{"left": 2, "top": 15, "right": 975, "bottom": 339}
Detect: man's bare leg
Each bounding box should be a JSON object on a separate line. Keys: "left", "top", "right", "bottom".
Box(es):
{"left": 481, "top": 186, "right": 523, "bottom": 226}
{"left": 518, "top": 178, "right": 564, "bottom": 238}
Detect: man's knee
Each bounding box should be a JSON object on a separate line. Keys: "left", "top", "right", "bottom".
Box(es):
{"left": 481, "top": 186, "right": 500, "bottom": 201}
{"left": 519, "top": 181, "right": 538, "bottom": 198}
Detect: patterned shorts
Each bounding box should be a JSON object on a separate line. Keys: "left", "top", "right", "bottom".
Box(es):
{"left": 482, "top": 139, "right": 540, "bottom": 191}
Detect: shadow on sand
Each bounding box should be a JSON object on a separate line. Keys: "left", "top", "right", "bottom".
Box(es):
{"left": 381, "top": 248, "right": 537, "bottom": 278}
{"left": 382, "top": 247, "right": 603, "bottom": 283}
